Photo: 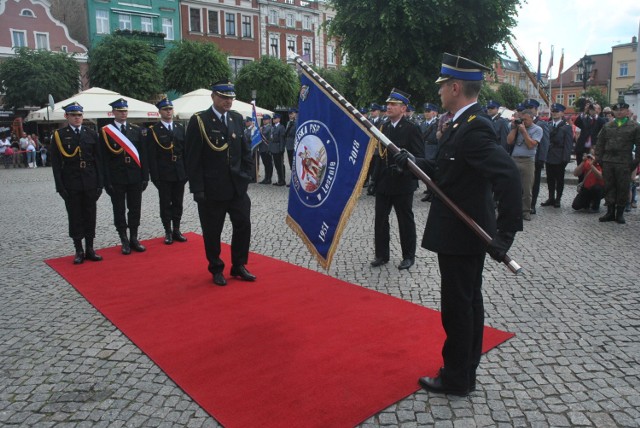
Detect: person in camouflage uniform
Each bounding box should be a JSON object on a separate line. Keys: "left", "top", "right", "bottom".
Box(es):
{"left": 595, "top": 102, "right": 640, "bottom": 224}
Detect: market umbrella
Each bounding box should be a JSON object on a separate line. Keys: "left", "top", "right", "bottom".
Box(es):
{"left": 172, "top": 89, "right": 273, "bottom": 121}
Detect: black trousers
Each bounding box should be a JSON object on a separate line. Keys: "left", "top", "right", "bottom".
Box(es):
{"left": 110, "top": 182, "right": 143, "bottom": 231}
{"left": 156, "top": 180, "right": 185, "bottom": 226}
{"left": 65, "top": 188, "right": 97, "bottom": 240}
{"left": 197, "top": 193, "right": 251, "bottom": 274}
{"left": 438, "top": 253, "right": 485, "bottom": 390}
{"left": 287, "top": 149, "right": 294, "bottom": 170}
{"left": 272, "top": 152, "right": 286, "bottom": 184}
{"left": 531, "top": 160, "right": 544, "bottom": 208}
{"left": 374, "top": 192, "right": 416, "bottom": 261}
{"left": 572, "top": 185, "right": 604, "bottom": 210}
{"left": 545, "top": 162, "right": 567, "bottom": 201}
{"left": 259, "top": 152, "right": 273, "bottom": 181}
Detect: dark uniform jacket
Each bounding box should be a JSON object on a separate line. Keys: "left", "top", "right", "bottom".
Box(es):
{"left": 420, "top": 119, "right": 439, "bottom": 160}
{"left": 258, "top": 123, "right": 272, "bottom": 153}
{"left": 51, "top": 125, "right": 102, "bottom": 192}
{"left": 185, "top": 107, "right": 254, "bottom": 201}
{"left": 413, "top": 103, "right": 523, "bottom": 255}
{"left": 269, "top": 122, "right": 286, "bottom": 154}
{"left": 546, "top": 120, "right": 574, "bottom": 164}
{"left": 489, "top": 114, "right": 510, "bottom": 152}
{"left": 533, "top": 117, "right": 550, "bottom": 163}
{"left": 371, "top": 116, "right": 425, "bottom": 195}
{"left": 574, "top": 114, "right": 606, "bottom": 153}
{"left": 284, "top": 119, "right": 297, "bottom": 151}
{"left": 100, "top": 123, "right": 149, "bottom": 186}
{"left": 147, "top": 121, "right": 187, "bottom": 183}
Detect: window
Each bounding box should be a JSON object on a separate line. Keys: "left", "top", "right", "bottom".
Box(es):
{"left": 555, "top": 94, "right": 564, "bottom": 103}
{"left": 327, "top": 43, "right": 335, "bottom": 65}
{"left": 96, "top": 10, "right": 109, "bottom": 34}
{"left": 208, "top": 10, "right": 219, "bottom": 35}
{"left": 141, "top": 17, "right": 153, "bottom": 32}
{"left": 270, "top": 35, "right": 279, "bottom": 57}
{"left": 162, "top": 18, "right": 174, "bottom": 40}
{"left": 286, "top": 13, "right": 294, "bottom": 28}
{"left": 269, "top": 10, "right": 277, "bottom": 25}
{"left": 61, "top": 45, "right": 68, "bottom": 53}
{"left": 11, "top": 30, "right": 26, "bottom": 48}
{"left": 303, "top": 15, "right": 311, "bottom": 30}
{"left": 242, "top": 16, "right": 252, "bottom": 38}
{"left": 303, "top": 41, "right": 312, "bottom": 61}
{"left": 229, "top": 58, "right": 252, "bottom": 78}
{"left": 119, "top": 14, "right": 132, "bottom": 30}
{"left": 20, "top": 9, "right": 35, "bottom": 17}
{"left": 225, "top": 13, "right": 236, "bottom": 36}
{"left": 35, "top": 32, "right": 49, "bottom": 50}
{"left": 287, "top": 38, "right": 296, "bottom": 53}
{"left": 619, "top": 62, "right": 628, "bottom": 77}
{"left": 568, "top": 93, "right": 576, "bottom": 106}
{"left": 189, "top": 8, "right": 201, "bottom": 32}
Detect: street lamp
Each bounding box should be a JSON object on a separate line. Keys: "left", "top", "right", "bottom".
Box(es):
{"left": 577, "top": 54, "right": 595, "bottom": 91}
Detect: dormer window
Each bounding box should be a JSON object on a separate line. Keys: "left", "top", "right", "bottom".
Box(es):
{"left": 20, "top": 9, "right": 35, "bottom": 17}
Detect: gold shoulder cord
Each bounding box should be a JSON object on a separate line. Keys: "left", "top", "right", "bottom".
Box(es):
{"left": 54, "top": 130, "right": 80, "bottom": 158}
{"left": 377, "top": 124, "right": 387, "bottom": 159}
{"left": 150, "top": 126, "right": 174, "bottom": 152}
{"left": 196, "top": 113, "right": 228, "bottom": 152}
{"left": 102, "top": 127, "right": 124, "bottom": 154}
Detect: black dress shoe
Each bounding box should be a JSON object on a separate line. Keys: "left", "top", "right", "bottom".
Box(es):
{"left": 259, "top": 179, "right": 272, "bottom": 184}
{"left": 230, "top": 265, "right": 256, "bottom": 281}
{"left": 418, "top": 375, "right": 470, "bottom": 397}
{"left": 212, "top": 272, "right": 227, "bottom": 286}
{"left": 85, "top": 249, "right": 102, "bottom": 262}
{"left": 398, "top": 258, "right": 414, "bottom": 270}
{"left": 172, "top": 230, "right": 187, "bottom": 242}
{"left": 540, "top": 199, "right": 555, "bottom": 207}
{"left": 164, "top": 231, "right": 173, "bottom": 245}
{"left": 370, "top": 257, "right": 388, "bottom": 267}
{"left": 73, "top": 251, "right": 84, "bottom": 265}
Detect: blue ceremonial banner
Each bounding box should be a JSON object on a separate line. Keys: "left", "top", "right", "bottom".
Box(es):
{"left": 250, "top": 102, "right": 263, "bottom": 151}
{"left": 286, "top": 69, "right": 377, "bottom": 269}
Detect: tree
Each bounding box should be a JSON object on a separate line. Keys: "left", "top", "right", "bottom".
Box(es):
{"left": 478, "top": 85, "right": 503, "bottom": 108}
{"left": 0, "top": 48, "right": 79, "bottom": 109}
{"left": 88, "top": 35, "right": 162, "bottom": 101}
{"left": 327, "top": 0, "right": 520, "bottom": 108}
{"left": 574, "top": 87, "right": 608, "bottom": 110}
{"left": 497, "top": 83, "right": 527, "bottom": 109}
{"left": 163, "top": 40, "right": 231, "bottom": 94}
{"left": 234, "top": 57, "right": 299, "bottom": 110}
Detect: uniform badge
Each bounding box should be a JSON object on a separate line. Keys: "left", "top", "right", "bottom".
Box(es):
{"left": 468, "top": 115, "right": 476, "bottom": 123}
{"left": 453, "top": 123, "right": 459, "bottom": 129}
{"left": 231, "top": 133, "right": 236, "bottom": 139}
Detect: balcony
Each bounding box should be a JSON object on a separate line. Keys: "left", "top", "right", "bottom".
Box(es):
{"left": 113, "top": 29, "right": 165, "bottom": 51}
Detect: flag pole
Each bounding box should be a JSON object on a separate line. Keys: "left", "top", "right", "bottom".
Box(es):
{"left": 287, "top": 50, "right": 522, "bottom": 275}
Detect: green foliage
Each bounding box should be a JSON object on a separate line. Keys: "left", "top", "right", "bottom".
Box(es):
{"left": 575, "top": 87, "right": 608, "bottom": 109}
{"left": 328, "top": 0, "right": 521, "bottom": 107}
{"left": 478, "top": 86, "right": 503, "bottom": 108}
{"left": 0, "top": 48, "right": 79, "bottom": 109}
{"left": 234, "top": 57, "right": 299, "bottom": 110}
{"left": 88, "top": 35, "right": 162, "bottom": 101}
{"left": 497, "top": 83, "right": 526, "bottom": 109}
{"left": 163, "top": 40, "right": 231, "bottom": 94}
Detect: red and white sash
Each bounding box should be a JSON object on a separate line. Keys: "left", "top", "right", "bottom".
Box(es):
{"left": 103, "top": 124, "right": 141, "bottom": 167}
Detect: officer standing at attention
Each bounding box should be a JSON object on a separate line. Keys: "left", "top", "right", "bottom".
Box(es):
{"left": 51, "top": 102, "right": 104, "bottom": 264}
{"left": 394, "top": 53, "right": 523, "bottom": 396}
{"left": 270, "top": 113, "right": 286, "bottom": 186}
{"left": 258, "top": 114, "right": 273, "bottom": 184}
{"left": 147, "top": 97, "right": 188, "bottom": 245}
{"left": 370, "top": 88, "right": 424, "bottom": 270}
{"left": 284, "top": 107, "right": 298, "bottom": 179}
{"left": 185, "top": 80, "right": 255, "bottom": 286}
{"left": 101, "top": 98, "right": 149, "bottom": 255}
{"left": 595, "top": 102, "right": 640, "bottom": 224}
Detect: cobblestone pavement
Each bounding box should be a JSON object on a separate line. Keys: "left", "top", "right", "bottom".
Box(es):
{"left": 1, "top": 164, "right": 639, "bottom": 427}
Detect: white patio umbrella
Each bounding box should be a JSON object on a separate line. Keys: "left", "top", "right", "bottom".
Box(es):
{"left": 172, "top": 89, "right": 273, "bottom": 120}
{"left": 25, "top": 87, "right": 160, "bottom": 122}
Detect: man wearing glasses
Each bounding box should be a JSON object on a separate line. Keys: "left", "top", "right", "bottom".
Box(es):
{"left": 50, "top": 102, "right": 103, "bottom": 264}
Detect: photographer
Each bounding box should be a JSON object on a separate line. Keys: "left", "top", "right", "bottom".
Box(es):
{"left": 574, "top": 99, "right": 605, "bottom": 171}
{"left": 507, "top": 109, "right": 542, "bottom": 221}
{"left": 571, "top": 151, "right": 604, "bottom": 212}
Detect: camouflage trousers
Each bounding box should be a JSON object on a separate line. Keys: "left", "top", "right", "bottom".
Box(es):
{"left": 602, "top": 162, "right": 631, "bottom": 207}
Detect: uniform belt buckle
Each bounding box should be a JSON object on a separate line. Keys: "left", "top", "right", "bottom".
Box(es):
{"left": 79, "top": 161, "right": 86, "bottom": 168}
{"left": 125, "top": 156, "right": 131, "bottom": 164}
{"left": 171, "top": 155, "right": 177, "bottom": 162}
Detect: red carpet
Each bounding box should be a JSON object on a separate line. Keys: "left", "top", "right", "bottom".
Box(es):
{"left": 46, "top": 233, "right": 513, "bottom": 428}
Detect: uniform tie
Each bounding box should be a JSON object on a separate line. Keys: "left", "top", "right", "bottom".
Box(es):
{"left": 121, "top": 124, "right": 126, "bottom": 133}
{"left": 220, "top": 113, "right": 226, "bottom": 127}
{"left": 75, "top": 127, "right": 80, "bottom": 135}
{"left": 167, "top": 123, "right": 172, "bottom": 132}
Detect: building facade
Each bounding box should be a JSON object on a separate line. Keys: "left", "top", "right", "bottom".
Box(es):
{"left": 549, "top": 53, "right": 611, "bottom": 113}
{"left": 610, "top": 37, "right": 637, "bottom": 105}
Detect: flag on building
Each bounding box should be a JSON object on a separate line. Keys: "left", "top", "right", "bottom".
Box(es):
{"left": 536, "top": 44, "right": 542, "bottom": 82}
{"left": 250, "top": 101, "right": 263, "bottom": 151}
{"left": 286, "top": 69, "right": 376, "bottom": 269}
